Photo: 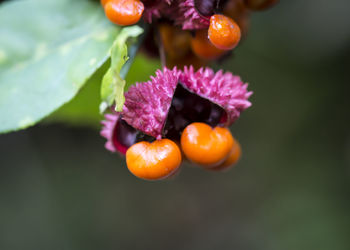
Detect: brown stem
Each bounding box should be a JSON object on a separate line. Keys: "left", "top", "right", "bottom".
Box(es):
{"left": 155, "top": 23, "right": 166, "bottom": 68}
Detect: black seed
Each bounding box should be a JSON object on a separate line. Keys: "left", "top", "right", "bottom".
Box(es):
{"left": 194, "top": 0, "right": 216, "bottom": 16}
{"left": 163, "top": 83, "right": 225, "bottom": 141}
{"left": 115, "top": 119, "right": 138, "bottom": 148}
{"left": 207, "top": 104, "right": 224, "bottom": 127}
{"left": 194, "top": 0, "right": 229, "bottom": 16}
{"left": 135, "top": 133, "right": 155, "bottom": 143}
{"left": 114, "top": 117, "right": 155, "bottom": 152}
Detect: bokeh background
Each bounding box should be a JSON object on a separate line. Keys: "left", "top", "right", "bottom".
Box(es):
{"left": 1, "top": 0, "right": 349, "bottom": 249}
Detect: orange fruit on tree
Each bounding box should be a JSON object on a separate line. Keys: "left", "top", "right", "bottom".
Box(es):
{"left": 191, "top": 29, "right": 227, "bottom": 60}
{"left": 126, "top": 139, "right": 182, "bottom": 180}
{"left": 104, "top": 0, "right": 144, "bottom": 26}
{"left": 208, "top": 14, "right": 241, "bottom": 50}
{"left": 211, "top": 136, "right": 241, "bottom": 171}
{"left": 180, "top": 122, "right": 234, "bottom": 167}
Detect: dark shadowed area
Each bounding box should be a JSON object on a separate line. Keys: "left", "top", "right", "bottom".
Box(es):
{"left": 0, "top": 0, "right": 349, "bottom": 249}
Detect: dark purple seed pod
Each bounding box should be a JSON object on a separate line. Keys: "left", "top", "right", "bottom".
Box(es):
{"left": 141, "top": 0, "right": 212, "bottom": 30}
{"left": 101, "top": 66, "right": 252, "bottom": 154}
{"left": 168, "top": 0, "right": 230, "bottom": 29}
{"left": 194, "top": 0, "right": 216, "bottom": 16}
{"left": 100, "top": 112, "right": 154, "bottom": 154}
{"left": 175, "top": 0, "right": 211, "bottom": 29}
{"left": 179, "top": 66, "right": 252, "bottom": 126}
{"left": 142, "top": 0, "right": 171, "bottom": 23}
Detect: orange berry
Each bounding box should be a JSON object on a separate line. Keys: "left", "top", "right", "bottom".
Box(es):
{"left": 208, "top": 14, "right": 241, "bottom": 50}
{"left": 180, "top": 122, "right": 234, "bottom": 167}
{"left": 190, "top": 29, "right": 227, "bottom": 60}
{"left": 211, "top": 137, "right": 241, "bottom": 171}
{"left": 126, "top": 139, "right": 182, "bottom": 180}
{"left": 104, "top": 0, "right": 144, "bottom": 26}
{"left": 159, "top": 24, "right": 192, "bottom": 60}
{"left": 244, "top": 0, "right": 279, "bottom": 10}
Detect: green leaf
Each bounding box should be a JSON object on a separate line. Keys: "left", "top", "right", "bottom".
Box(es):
{"left": 100, "top": 68, "right": 115, "bottom": 109}
{"left": 100, "top": 26, "right": 143, "bottom": 113}
{"left": 44, "top": 62, "right": 109, "bottom": 128}
{"left": 0, "top": 0, "right": 121, "bottom": 133}
{"left": 46, "top": 53, "right": 160, "bottom": 128}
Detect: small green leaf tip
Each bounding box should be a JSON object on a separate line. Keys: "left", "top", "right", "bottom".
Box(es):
{"left": 100, "top": 26, "right": 143, "bottom": 113}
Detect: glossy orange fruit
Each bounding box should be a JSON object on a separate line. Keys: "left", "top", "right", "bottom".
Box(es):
{"left": 104, "top": 0, "right": 144, "bottom": 26}
{"left": 126, "top": 139, "right": 182, "bottom": 180}
{"left": 181, "top": 122, "right": 234, "bottom": 167}
{"left": 211, "top": 137, "right": 241, "bottom": 171}
{"left": 208, "top": 14, "right": 241, "bottom": 50}
{"left": 190, "top": 29, "right": 227, "bottom": 60}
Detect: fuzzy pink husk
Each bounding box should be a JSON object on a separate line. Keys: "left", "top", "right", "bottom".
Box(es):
{"left": 142, "top": 0, "right": 209, "bottom": 30}
{"left": 100, "top": 112, "right": 119, "bottom": 152}
{"left": 122, "top": 67, "right": 181, "bottom": 139}
{"left": 101, "top": 66, "right": 252, "bottom": 152}
{"left": 174, "top": 0, "right": 210, "bottom": 29}
{"left": 180, "top": 66, "right": 252, "bottom": 125}
{"left": 142, "top": 0, "right": 173, "bottom": 23}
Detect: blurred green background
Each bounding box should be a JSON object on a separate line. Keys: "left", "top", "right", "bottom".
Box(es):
{"left": 0, "top": 0, "right": 349, "bottom": 250}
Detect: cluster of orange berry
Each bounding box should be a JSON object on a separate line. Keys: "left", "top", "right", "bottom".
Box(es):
{"left": 99, "top": 1, "right": 277, "bottom": 181}
{"left": 100, "top": 0, "right": 278, "bottom": 67}
{"left": 127, "top": 122, "right": 241, "bottom": 180}
{"left": 101, "top": 66, "right": 252, "bottom": 180}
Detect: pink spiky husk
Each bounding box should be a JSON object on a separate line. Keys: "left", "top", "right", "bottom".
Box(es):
{"left": 180, "top": 66, "right": 252, "bottom": 126}
{"left": 101, "top": 66, "right": 252, "bottom": 152}
{"left": 142, "top": 0, "right": 209, "bottom": 30}
{"left": 175, "top": 0, "right": 210, "bottom": 30}
{"left": 142, "top": 0, "right": 173, "bottom": 23}
{"left": 100, "top": 112, "right": 119, "bottom": 153}
{"left": 122, "top": 67, "right": 181, "bottom": 139}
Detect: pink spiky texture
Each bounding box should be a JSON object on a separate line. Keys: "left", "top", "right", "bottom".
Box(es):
{"left": 180, "top": 66, "right": 252, "bottom": 125}
{"left": 142, "top": 0, "right": 173, "bottom": 23}
{"left": 122, "top": 67, "right": 181, "bottom": 139}
{"left": 142, "top": 0, "right": 209, "bottom": 30}
{"left": 100, "top": 112, "right": 119, "bottom": 152}
{"left": 175, "top": 0, "right": 210, "bottom": 29}
{"left": 101, "top": 66, "right": 252, "bottom": 152}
